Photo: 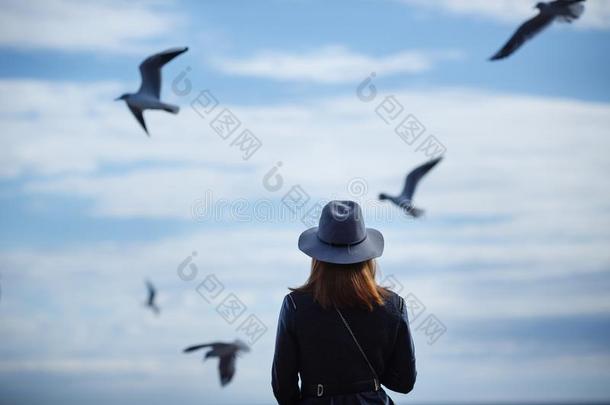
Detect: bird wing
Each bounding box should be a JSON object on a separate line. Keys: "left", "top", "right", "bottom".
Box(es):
{"left": 128, "top": 105, "right": 149, "bottom": 136}
{"left": 218, "top": 354, "right": 237, "bottom": 386}
{"left": 183, "top": 342, "right": 225, "bottom": 353}
{"left": 400, "top": 156, "right": 443, "bottom": 201}
{"left": 489, "top": 13, "right": 555, "bottom": 60}
{"left": 138, "top": 47, "right": 188, "bottom": 99}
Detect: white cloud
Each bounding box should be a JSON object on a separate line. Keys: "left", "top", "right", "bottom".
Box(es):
{"left": 2, "top": 78, "right": 610, "bottom": 401}
{"left": 0, "top": 0, "right": 184, "bottom": 53}
{"left": 0, "top": 226, "right": 609, "bottom": 402}
{"left": 5, "top": 79, "right": 609, "bottom": 229}
{"left": 211, "top": 45, "right": 462, "bottom": 83}
{"left": 400, "top": 0, "right": 610, "bottom": 29}
{"left": 1, "top": 77, "right": 609, "bottom": 288}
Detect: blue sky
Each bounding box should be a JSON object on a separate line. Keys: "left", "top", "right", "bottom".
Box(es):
{"left": 1, "top": 0, "right": 610, "bottom": 404}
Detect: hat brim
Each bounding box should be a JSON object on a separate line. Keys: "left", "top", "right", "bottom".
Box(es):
{"left": 298, "top": 227, "right": 384, "bottom": 265}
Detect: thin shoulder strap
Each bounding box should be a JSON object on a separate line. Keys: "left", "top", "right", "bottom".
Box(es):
{"left": 336, "top": 308, "right": 380, "bottom": 390}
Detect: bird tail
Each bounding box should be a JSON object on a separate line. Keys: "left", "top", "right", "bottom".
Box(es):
{"left": 566, "top": 2, "right": 585, "bottom": 19}
{"left": 163, "top": 103, "right": 180, "bottom": 114}
{"left": 409, "top": 207, "right": 425, "bottom": 218}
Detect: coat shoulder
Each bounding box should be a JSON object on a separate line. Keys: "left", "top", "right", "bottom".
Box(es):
{"left": 283, "top": 290, "right": 315, "bottom": 310}
{"left": 381, "top": 289, "right": 406, "bottom": 318}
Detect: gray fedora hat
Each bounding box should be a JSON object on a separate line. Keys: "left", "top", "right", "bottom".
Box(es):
{"left": 298, "top": 200, "right": 384, "bottom": 265}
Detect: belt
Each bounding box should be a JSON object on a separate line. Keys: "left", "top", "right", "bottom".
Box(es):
{"left": 301, "top": 378, "right": 380, "bottom": 398}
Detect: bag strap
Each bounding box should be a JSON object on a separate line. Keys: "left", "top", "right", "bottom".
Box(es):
{"left": 336, "top": 308, "right": 380, "bottom": 391}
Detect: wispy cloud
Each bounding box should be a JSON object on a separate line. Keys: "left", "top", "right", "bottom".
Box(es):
{"left": 400, "top": 0, "right": 610, "bottom": 29}
{"left": 211, "top": 45, "right": 462, "bottom": 83}
{"left": 0, "top": 0, "right": 184, "bottom": 53}
{"left": 3, "top": 79, "right": 610, "bottom": 232}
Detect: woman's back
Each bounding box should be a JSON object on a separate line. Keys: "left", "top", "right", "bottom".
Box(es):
{"left": 290, "top": 290, "right": 410, "bottom": 387}
{"left": 272, "top": 201, "right": 417, "bottom": 405}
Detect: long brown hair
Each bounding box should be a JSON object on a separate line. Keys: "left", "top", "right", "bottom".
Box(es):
{"left": 291, "top": 259, "right": 389, "bottom": 311}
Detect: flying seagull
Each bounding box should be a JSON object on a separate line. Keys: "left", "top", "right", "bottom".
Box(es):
{"left": 379, "top": 156, "right": 443, "bottom": 218}
{"left": 144, "top": 280, "right": 160, "bottom": 315}
{"left": 183, "top": 340, "right": 250, "bottom": 386}
{"left": 116, "top": 47, "right": 188, "bottom": 135}
{"left": 489, "top": 0, "right": 586, "bottom": 61}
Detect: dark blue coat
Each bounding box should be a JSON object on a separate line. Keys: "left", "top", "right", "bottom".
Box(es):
{"left": 272, "top": 290, "right": 416, "bottom": 405}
